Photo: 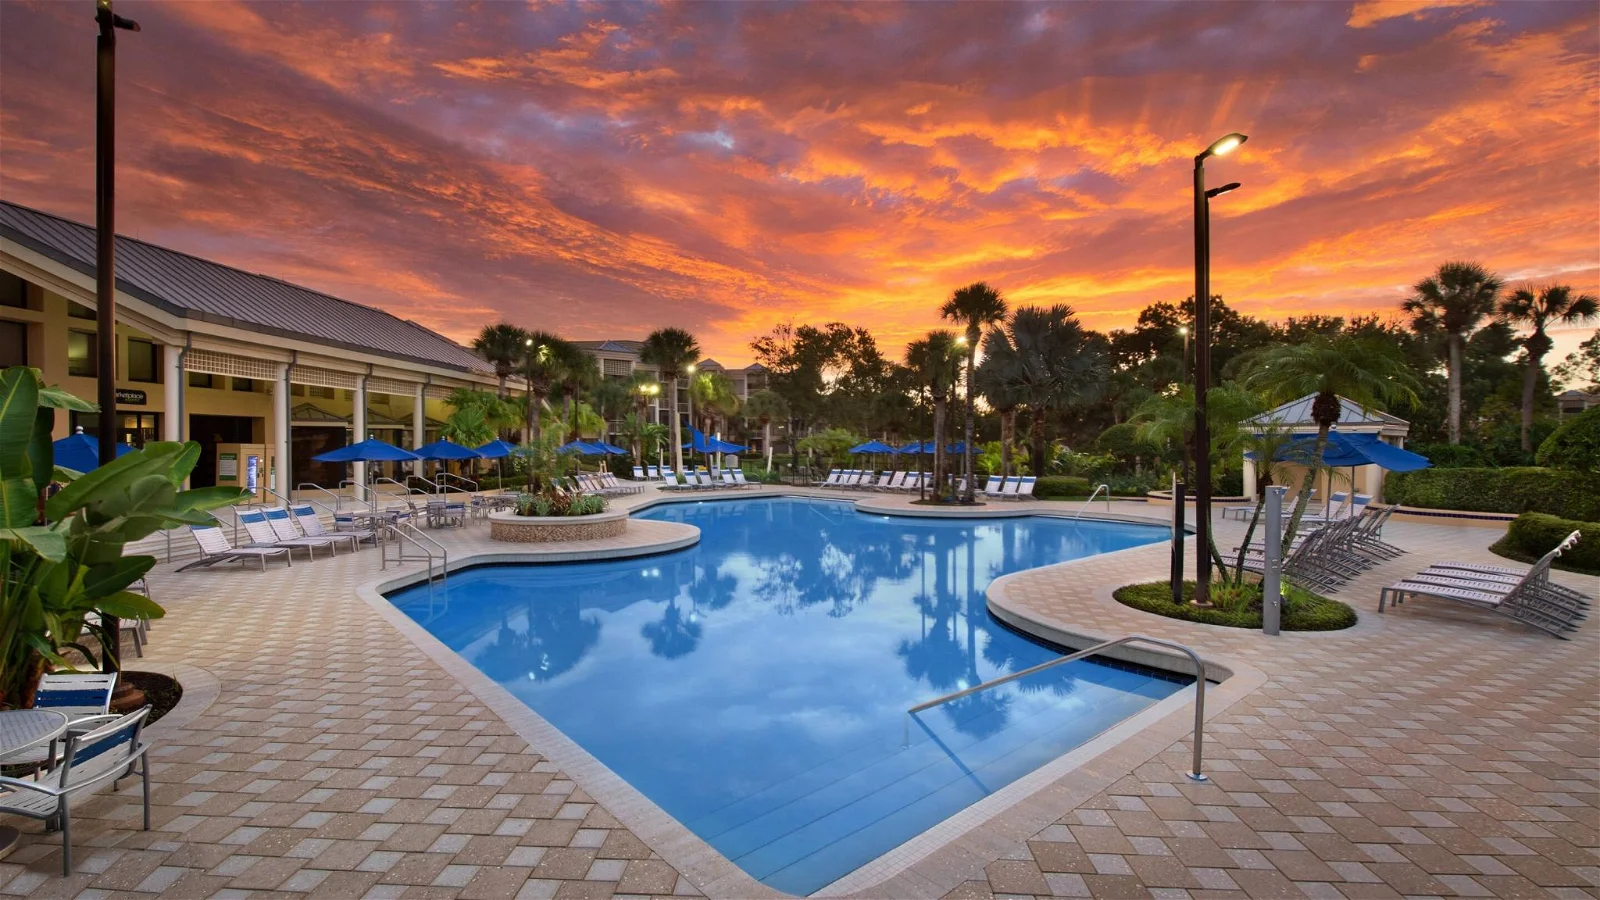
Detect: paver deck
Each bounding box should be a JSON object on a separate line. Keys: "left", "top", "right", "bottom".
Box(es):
{"left": 1, "top": 486, "right": 1594, "bottom": 899}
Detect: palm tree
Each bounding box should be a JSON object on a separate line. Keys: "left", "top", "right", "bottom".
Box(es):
{"left": 905, "top": 331, "right": 963, "bottom": 500}
{"left": 472, "top": 323, "right": 529, "bottom": 398}
{"left": 519, "top": 331, "right": 576, "bottom": 444}
{"left": 1499, "top": 283, "right": 1599, "bottom": 451}
{"left": 1244, "top": 335, "right": 1420, "bottom": 548}
{"left": 554, "top": 346, "right": 598, "bottom": 440}
{"left": 942, "top": 282, "right": 1009, "bottom": 502}
{"left": 639, "top": 328, "right": 700, "bottom": 476}
{"left": 1230, "top": 421, "right": 1321, "bottom": 586}
{"left": 745, "top": 390, "right": 789, "bottom": 467}
{"left": 974, "top": 331, "right": 1026, "bottom": 477}
{"left": 983, "top": 305, "right": 1108, "bottom": 475}
{"left": 1403, "top": 262, "right": 1502, "bottom": 444}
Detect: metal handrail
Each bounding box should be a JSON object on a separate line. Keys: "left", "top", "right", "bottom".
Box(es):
{"left": 435, "top": 472, "right": 478, "bottom": 494}
{"left": 258, "top": 485, "right": 338, "bottom": 521}
{"left": 372, "top": 476, "right": 426, "bottom": 500}
{"left": 405, "top": 473, "right": 441, "bottom": 494}
{"left": 340, "top": 479, "right": 370, "bottom": 506}
{"left": 298, "top": 482, "right": 346, "bottom": 511}
{"left": 1074, "top": 484, "right": 1112, "bottom": 519}
{"left": 907, "top": 634, "right": 1210, "bottom": 781}
{"left": 381, "top": 520, "right": 449, "bottom": 588}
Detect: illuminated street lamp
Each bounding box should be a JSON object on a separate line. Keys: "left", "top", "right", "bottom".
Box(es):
{"left": 1177, "top": 326, "right": 1190, "bottom": 384}
{"left": 1191, "top": 133, "right": 1246, "bottom": 608}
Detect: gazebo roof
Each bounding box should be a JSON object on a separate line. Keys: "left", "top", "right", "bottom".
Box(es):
{"left": 1242, "top": 394, "right": 1409, "bottom": 434}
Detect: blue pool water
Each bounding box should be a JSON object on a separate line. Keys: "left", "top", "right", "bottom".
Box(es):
{"left": 387, "top": 498, "right": 1183, "bottom": 894}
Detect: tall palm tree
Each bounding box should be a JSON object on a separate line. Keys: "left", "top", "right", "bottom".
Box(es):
{"left": 471, "top": 323, "right": 530, "bottom": 398}
{"left": 1499, "top": 283, "right": 1599, "bottom": 451}
{"left": 1403, "top": 262, "right": 1502, "bottom": 445}
{"left": 1244, "top": 335, "right": 1420, "bottom": 548}
{"left": 942, "top": 282, "right": 1009, "bottom": 502}
{"left": 554, "top": 346, "right": 599, "bottom": 441}
{"left": 905, "top": 331, "right": 963, "bottom": 501}
{"left": 974, "top": 330, "right": 1026, "bottom": 477}
{"left": 519, "top": 331, "right": 576, "bottom": 444}
{"left": 745, "top": 390, "right": 789, "bottom": 466}
{"left": 639, "top": 328, "right": 700, "bottom": 476}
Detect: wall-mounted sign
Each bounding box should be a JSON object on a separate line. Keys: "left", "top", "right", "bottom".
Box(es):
{"left": 115, "top": 388, "right": 147, "bottom": 406}
{"left": 218, "top": 452, "right": 238, "bottom": 478}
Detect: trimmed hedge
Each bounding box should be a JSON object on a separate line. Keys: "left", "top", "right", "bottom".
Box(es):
{"left": 1384, "top": 467, "right": 1600, "bottom": 521}
{"left": 1537, "top": 407, "right": 1600, "bottom": 472}
{"left": 1033, "top": 475, "right": 1093, "bottom": 499}
{"left": 1489, "top": 512, "right": 1600, "bottom": 575}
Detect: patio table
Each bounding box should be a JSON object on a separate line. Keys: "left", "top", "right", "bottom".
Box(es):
{"left": 0, "top": 708, "right": 70, "bottom": 860}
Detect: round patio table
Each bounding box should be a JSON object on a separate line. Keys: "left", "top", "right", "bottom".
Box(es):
{"left": 0, "top": 708, "right": 70, "bottom": 860}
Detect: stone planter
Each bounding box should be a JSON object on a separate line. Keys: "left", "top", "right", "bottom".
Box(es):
{"left": 489, "top": 508, "right": 629, "bottom": 543}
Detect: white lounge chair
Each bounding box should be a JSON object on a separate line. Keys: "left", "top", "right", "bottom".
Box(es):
{"left": 179, "top": 524, "right": 291, "bottom": 571}
{"left": 236, "top": 509, "right": 331, "bottom": 560}
{"left": 265, "top": 507, "right": 354, "bottom": 552}
{"left": 1379, "top": 537, "right": 1587, "bottom": 637}
{"left": 1002, "top": 476, "right": 1036, "bottom": 500}
{"left": 732, "top": 470, "right": 754, "bottom": 487}
{"left": 983, "top": 475, "right": 1008, "bottom": 499}
{"left": 292, "top": 505, "right": 370, "bottom": 548}
{"left": 0, "top": 708, "right": 153, "bottom": 875}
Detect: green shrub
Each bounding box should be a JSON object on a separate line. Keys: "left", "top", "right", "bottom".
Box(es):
{"left": 1383, "top": 467, "right": 1600, "bottom": 521}
{"left": 1489, "top": 512, "right": 1600, "bottom": 574}
{"left": 1407, "top": 442, "right": 1490, "bottom": 468}
{"left": 1113, "top": 581, "right": 1357, "bottom": 631}
{"left": 1033, "top": 475, "right": 1093, "bottom": 499}
{"left": 1537, "top": 407, "right": 1600, "bottom": 472}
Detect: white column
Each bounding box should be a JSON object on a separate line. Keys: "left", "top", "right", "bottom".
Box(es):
{"left": 413, "top": 384, "right": 425, "bottom": 449}
{"left": 353, "top": 376, "right": 368, "bottom": 488}
{"left": 273, "top": 363, "right": 291, "bottom": 497}
{"left": 1242, "top": 456, "right": 1256, "bottom": 499}
{"left": 161, "top": 344, "right": 182, "bottom": 441}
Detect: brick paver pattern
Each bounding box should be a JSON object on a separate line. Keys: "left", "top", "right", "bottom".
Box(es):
{"left": 0, "top": 488, "right": 1594, "bottom": 900}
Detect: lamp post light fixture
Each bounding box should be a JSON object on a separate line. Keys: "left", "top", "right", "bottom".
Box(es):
{"left": 1191, "top": 132, "right": 1246, "bottom": 608}
{"left": 1177, "top": 325, "right": 1190, "bottom": 384}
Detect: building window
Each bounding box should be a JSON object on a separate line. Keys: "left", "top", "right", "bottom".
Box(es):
{"left": 68, "top": 301, "right": 96, "bottom": 319}
{"left": 0, "top": 320, "right": 26, "bottom": 367}
{"left": 291, "top": 383, "right": 305, "bottom": 396}
{"left": 232, "top": 377, "right": 258, "bottom": 392}
{"left": 68, "top": 330, "right": 97, "bottom": 377}
{"left": 341, "top": 388, "right": 354, "bottom": 401}
{"left": 188, "top": 372, "right": 216, "bottom": 388}
{"left": 71, "top": 411, "right": 160, "bottom": 448}
{"left": 0, "top": 272, "right": 26, "bottom": 309}
{"left": 127, "top": 339, "right": 160, "bottom": 383}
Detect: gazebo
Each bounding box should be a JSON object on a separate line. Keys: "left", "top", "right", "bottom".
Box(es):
{"left": 1240, "top": 394, "right": 1411, "bottom": 500}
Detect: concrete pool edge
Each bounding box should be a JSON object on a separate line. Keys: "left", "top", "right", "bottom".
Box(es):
{"left": 355, "top": 497, "right": 1260, "bottom": 900}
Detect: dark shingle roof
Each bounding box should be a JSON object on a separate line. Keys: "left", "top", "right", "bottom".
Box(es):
{"left": 0, "top": 201, "right": 492, "bottom": 375}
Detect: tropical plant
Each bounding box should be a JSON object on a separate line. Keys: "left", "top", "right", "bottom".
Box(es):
{"left": 690, "top": 371, "right": 742, "bottom": 440}
{"left": 1229, "top": 421, "right": 1324, "bottom": 586}
{"left": 555, "top": 347, "right": 600, "bottom": 440}
{"left": 904, "top": 330, "right": 963, "bottom": 500}
{"left": 1498, "top": 284, "right": 1598, "bottom": 452}
{"left": 942, "top": 282, "right": 1009, "bottom": 502}
{"left": 744, "top": 390, "right": 789, "bottom": 466}
{"left": 618, "top": 412, "right": 666, "bottom": 462}
{"left": 440, "top": 388, "right": 518, "bottom": 449}
{"left": 1553, "top": 329, "right": 1600, "bottom": 393}
{"left": 516, "top": 429, "right": 576, "bottom": 495}
{"left": 2, "top": 367, "right": 245, "bottom": 706}
{"left": 1403, "top": 262, "right": 1502, "bottom": 445}
{"left": 518, "top": 331, "right": 580, "bottom": 444}
{"left": 472, "top": 323, "right": 530, "bottom": 398}
{"left": 980, "top": 305, "right": 1109, "bottom": 476}
{"left": 588, "top": 377, "right": 632, "bottom": 427}
{"left": 1536, "top": 406, "right": 1600, "bottom": 472}
{"left": 796, "top": 427, "right": 863, "bottom": 472}
{"left": 975, "top": 329, "right": 1027, "bottom": 478}
{"left": 639, "top": 328, "right": 701, "bottom": 476}
{"left": 1244, "top": 335, "right": 1420, "bottom": 548}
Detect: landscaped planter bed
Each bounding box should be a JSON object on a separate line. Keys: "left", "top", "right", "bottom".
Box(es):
{"left": 489, "top": 508, "right": 629, "bottom": 543}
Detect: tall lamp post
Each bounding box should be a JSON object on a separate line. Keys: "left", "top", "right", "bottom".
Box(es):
{"left": 95, "top": 0, "right": 139, "bottom": 673}
{"left": 1178, "top": 325, "right": 1190, "bottom": 384}
{"left": 1191, "top": 132, "right": 1246, "bottom": 607}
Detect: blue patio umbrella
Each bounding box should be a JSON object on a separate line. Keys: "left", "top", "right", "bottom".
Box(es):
{"left": 313, "top": 438, "right": 422, "bottom": 463}
{"left": 413, "top": 439, "right": 481, "bottom": 461}
{"left": 595, "top": 440, "right": 629, "bottom": 456}
{"left": 558, "top": 439, "right": 607, "bottom": 456}
{"left": 474, "top": 439, "right": 518, "bottom": 459}
{"left": 52, "top": 431, "right": 133, "bottom": 474}
{"left": 1269, "top": 431, "right": 1430, "bottom": 472}
{"left": 849, "top": 440, "right": 898, "bottom": 454}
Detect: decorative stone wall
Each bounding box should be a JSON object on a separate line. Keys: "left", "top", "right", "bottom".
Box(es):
{"left": 489, "top": 509, "right": 629, "bottom": 543}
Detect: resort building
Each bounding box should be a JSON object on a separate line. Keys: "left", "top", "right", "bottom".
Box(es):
{"left": 1240, "top": 393, "right": 1412, "bottom": 500}
{"left": 0, "top": 201, "right": 498, "bottom": 496}
{"left": 572, "top": 340, "right": 774, "bottom": 451}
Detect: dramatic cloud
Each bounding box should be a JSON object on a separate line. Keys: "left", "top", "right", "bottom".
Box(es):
{"left": 2, "top": 0, "right": 1595, "bottom": 361}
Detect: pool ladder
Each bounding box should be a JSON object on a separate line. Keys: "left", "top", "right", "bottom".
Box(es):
{"left": 906, "top": 634, "right": 1210, "bottom": 782}
{"left": 381, "top": 520, "right": 449, "bottom": 597}
{"left": 1073, "top": 484, "right": 1112, "bottom": 519}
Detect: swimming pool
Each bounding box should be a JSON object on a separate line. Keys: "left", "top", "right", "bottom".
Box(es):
{"left": 387, "top": 497, "right": 1182, "bottom": 894}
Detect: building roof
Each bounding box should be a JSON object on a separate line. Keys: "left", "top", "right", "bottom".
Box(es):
{"left": 572, "top": 339, "right": 646, "bottom": 354}
{"left": 0, "top": 201, "right": 493, "bottom": 376}
{"left": 1242, "top": 394, "right": 1409, "bottom": 430}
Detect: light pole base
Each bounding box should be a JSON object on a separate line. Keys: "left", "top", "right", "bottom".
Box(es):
{"left": 1185, "top": 771, "right": 1209, "bottom": 783}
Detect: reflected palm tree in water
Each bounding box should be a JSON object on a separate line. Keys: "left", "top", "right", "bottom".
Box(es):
{"left": 477, "top": 595, "right": 603, "bottom": 685}
{"left": 642, "top": 599, "right": 702, "bottom": 659}
{"left": 742, "top": 502, "right": 915, "bottom": 618}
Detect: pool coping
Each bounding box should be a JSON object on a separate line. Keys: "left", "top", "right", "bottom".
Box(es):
{"left": 354, "top": 493, "right": 1266, "bottom": 899}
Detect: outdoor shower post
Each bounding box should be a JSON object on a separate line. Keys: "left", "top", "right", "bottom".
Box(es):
{"left": 1263, "top": 486, "right": 1285, "bottom": 636}
{"left": 1171, "top": 480, "right": 1186, "bottom": 606}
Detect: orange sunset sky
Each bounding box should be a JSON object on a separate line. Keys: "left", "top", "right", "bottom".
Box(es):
{"left": 2, "top": 0, "right": 1596, "bottom": 364}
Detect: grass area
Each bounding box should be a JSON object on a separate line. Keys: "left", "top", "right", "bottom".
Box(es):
{"left": 1114, "top": 580, "right": 1358, "bottom": 631}
{"left": 1488, "top": 535, "right": 1600, "bottom": 577}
